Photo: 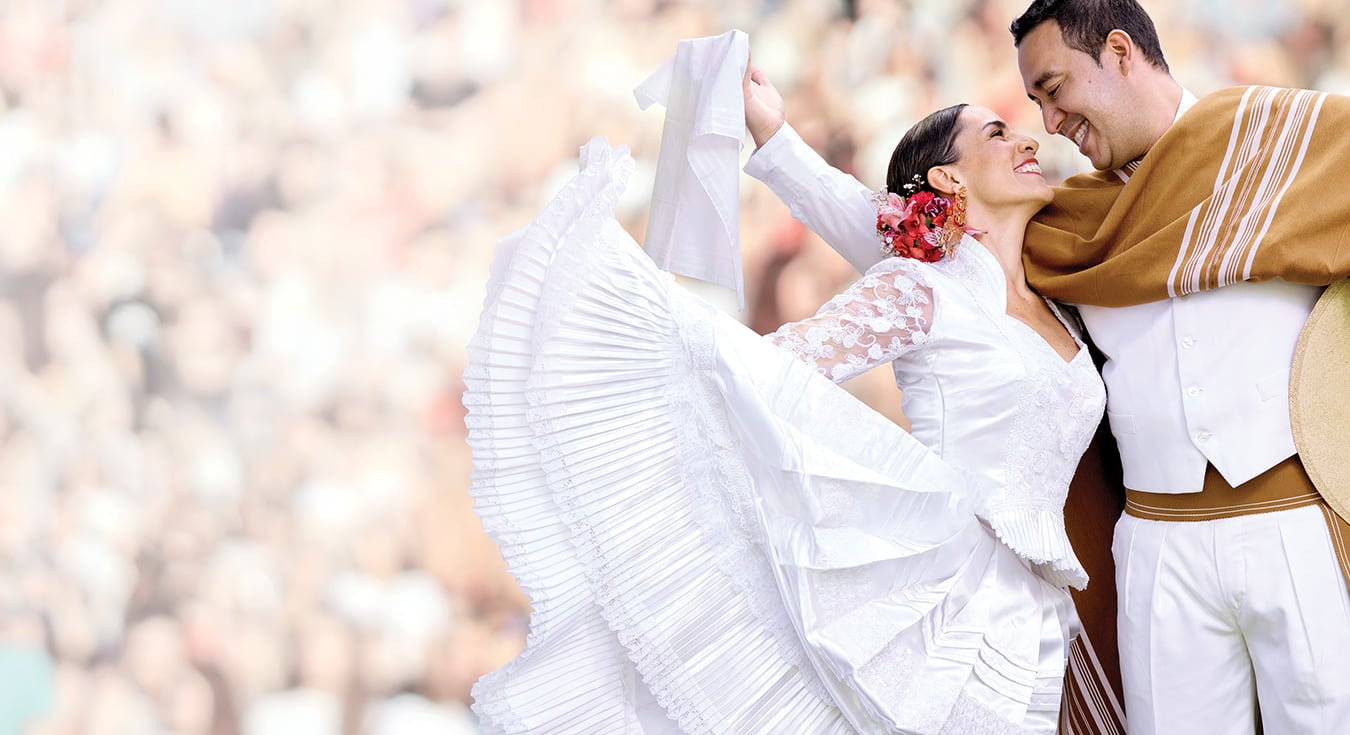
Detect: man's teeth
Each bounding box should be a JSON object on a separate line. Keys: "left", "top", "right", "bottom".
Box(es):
{"left": 1072, "top": 122, "right": 1088, "bottom": 147}
{"left": 1016, "top": 162, "right": 1042, "bottom": 174}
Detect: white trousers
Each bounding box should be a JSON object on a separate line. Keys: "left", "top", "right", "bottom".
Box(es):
{"left": 1113, "top": 504, "right": 1350, "bottom": 734}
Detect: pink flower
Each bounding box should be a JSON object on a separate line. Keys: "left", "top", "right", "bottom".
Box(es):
{"left": 872, "top": 188, "right": 964, "bottom": 263}
{"left": 923, "top": 196, "right": 948, "bottom": 217}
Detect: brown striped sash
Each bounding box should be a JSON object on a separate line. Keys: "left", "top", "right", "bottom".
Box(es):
{"left": 1125, "top": 456, "right": 1350, "bottom": 592}
{"left": 1024, "top": 86, "right": 1350, "bottom": 308}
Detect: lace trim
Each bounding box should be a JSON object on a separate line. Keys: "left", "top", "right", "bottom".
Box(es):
{"left": 766, "top": 258, "right": 933, "bottom": 383}
{"left": 990, "top": 344, "right": 1103, "bottom": 589}
{"left": 938, "top": 692, "right": 1053, "bottom": 735}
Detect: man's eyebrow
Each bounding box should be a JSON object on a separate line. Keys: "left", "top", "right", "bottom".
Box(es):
{"left": 1032, "top": 71, "right": 1058, "bottom": 90}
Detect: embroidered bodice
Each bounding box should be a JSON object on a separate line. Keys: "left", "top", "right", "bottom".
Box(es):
{"left": 767, "top": 236, "right": 1107, "bottom": 588}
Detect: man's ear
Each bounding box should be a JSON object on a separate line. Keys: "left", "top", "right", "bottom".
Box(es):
{"left": 927, "top": 166, "right": 961, "bottom": 196}
{"left": 1104, "top": 29, "right": 1135, "bottom": 72}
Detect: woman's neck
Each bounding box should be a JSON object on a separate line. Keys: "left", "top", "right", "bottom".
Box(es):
{"left": 967, "top": 214, "right": 1035, "bottom": 296}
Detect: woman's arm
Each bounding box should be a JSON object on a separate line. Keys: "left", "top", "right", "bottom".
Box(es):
{"left": 743, "top": 69, "right": 884, "bottom": 275}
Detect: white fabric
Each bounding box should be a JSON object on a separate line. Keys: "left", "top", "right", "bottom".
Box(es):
{"left": 1113, "top": 506, "right": 1350, "bottom": 734}
{"left": 634, "top": 29, "right": 748, "bottom": 308}
{"left": 465, "top": 139, "right": 1102, "bottom": 734}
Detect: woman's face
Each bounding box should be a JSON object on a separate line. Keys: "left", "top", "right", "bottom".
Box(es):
{"left": 943, "top": 106, "right": 1054, "bottom": 215}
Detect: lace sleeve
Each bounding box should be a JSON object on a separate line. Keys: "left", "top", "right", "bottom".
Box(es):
{"left": 766, "top": 262, "right": 934, "bottom": 383}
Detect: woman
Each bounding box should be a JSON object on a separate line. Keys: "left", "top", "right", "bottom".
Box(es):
{"left": 464, "top": 98, "right": 1104, "bottom": 733}
{"left": 744, "top": 68, "right": 1129, "bottom": 735}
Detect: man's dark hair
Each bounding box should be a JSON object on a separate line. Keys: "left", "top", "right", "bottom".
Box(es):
{"left": 886, "top": 104, "right": 968, "bottom": 196}
{"left": 1010, "top": 0, "right": 1169, "bottom": 72}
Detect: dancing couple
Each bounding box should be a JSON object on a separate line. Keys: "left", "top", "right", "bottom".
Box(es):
{"left": 465, "top": 0, "right": 1350, "bottom": 732}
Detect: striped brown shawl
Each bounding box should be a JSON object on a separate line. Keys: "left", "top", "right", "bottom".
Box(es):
{"left": 1024, "top": 85, "right": 1350, "bottom": 306}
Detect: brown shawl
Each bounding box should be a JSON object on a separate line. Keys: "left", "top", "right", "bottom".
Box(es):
{"left": 1025, "top": 85, "right": 1350, "bottom": 306}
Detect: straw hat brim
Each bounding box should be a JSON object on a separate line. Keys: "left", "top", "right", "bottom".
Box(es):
{"left": 1290, "top": 279, "right": 1350, "bottom": 524}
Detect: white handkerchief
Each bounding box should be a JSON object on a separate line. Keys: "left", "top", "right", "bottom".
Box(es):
{"left": 634, "top": 29, "right": 748, "bottom": 309}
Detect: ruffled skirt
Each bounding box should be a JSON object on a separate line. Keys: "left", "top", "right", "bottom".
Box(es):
{"left": 464, "top": 139, "right": 1078, "bottom": 735}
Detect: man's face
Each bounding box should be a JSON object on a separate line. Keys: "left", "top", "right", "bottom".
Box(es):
{"left": 1017, "top": 21, "right": 1143, "bottom": 171}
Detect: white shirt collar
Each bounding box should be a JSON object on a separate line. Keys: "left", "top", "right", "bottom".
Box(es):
{"left": 1175, "top": 87, "right": 1199, "bottom": 123}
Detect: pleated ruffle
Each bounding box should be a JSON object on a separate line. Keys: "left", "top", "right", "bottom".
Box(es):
{"left": 464, "top": 140, "right": 646, "bottom": 734}
{"left": 983, "top": 508, "right": 1089, "bottom": 590}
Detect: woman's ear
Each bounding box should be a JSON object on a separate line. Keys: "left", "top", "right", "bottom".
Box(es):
{"left": 926, "top": 166, "right": 960, "bottom": 197}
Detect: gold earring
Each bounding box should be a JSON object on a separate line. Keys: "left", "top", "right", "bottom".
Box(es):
{"left": 940, "top": 186, "right": 968, "bottom": 252}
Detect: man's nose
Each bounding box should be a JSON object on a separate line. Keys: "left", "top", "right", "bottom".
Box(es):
{"left": 1041, "top": 105, "right": 1065, "bottom": 136}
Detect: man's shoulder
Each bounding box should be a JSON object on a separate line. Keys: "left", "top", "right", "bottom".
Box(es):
{"left": 1194, "top": 84, "right": 1328, "bottom": 110}
{"left": 1182, "top": 84, "right": 1349, "bottom": 138}
{"left": 1202, "top": 84, "right": 1312, "bottom": 97}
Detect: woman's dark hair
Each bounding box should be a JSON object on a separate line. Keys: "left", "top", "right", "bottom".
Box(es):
{"left": 885, "top": 104, "right": 967, "bottom": 196}
{"left": 1009, "top": 0, "right": 1169, "bottom": 72}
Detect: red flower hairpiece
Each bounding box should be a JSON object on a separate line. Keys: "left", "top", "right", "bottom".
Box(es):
{"left": 873, "top": 177, "right": 981, "bottom": 263}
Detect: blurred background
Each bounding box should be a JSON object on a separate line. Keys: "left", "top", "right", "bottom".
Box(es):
{"left": 0, "top": 0, "right": 1345, "bottom": 733}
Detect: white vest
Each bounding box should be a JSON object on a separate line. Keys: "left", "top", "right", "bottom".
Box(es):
{"left": 1077, "top": 280, "right": 1320, "bottom": 493}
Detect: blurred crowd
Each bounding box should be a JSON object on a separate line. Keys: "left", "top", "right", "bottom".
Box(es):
{"left": 0, "top": 0, "right": 1346, "bottom": 733}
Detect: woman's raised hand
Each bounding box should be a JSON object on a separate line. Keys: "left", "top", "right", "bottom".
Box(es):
{"left": 743, "top": 65, "right": 785, "bottom": 149}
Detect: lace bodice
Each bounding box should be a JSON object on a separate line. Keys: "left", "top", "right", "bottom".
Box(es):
{"left": 766, "top": 238, "right": 1107, "bottom": 589}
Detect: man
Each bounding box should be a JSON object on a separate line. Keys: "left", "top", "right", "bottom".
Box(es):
{"left": 743, "top": 0, "right": 1350, "bottom": 732}
{"left": 1012, "top": 2, "right": 1350, "bottom": 732}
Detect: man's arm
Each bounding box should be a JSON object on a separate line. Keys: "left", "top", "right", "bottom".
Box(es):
{"left": 742, "top": 69, "right": 884, "bottom": 275}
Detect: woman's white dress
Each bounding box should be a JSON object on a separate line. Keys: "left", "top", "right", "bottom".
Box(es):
{"left": 464, "top": 139, "right": 1107, "bottom": 734}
